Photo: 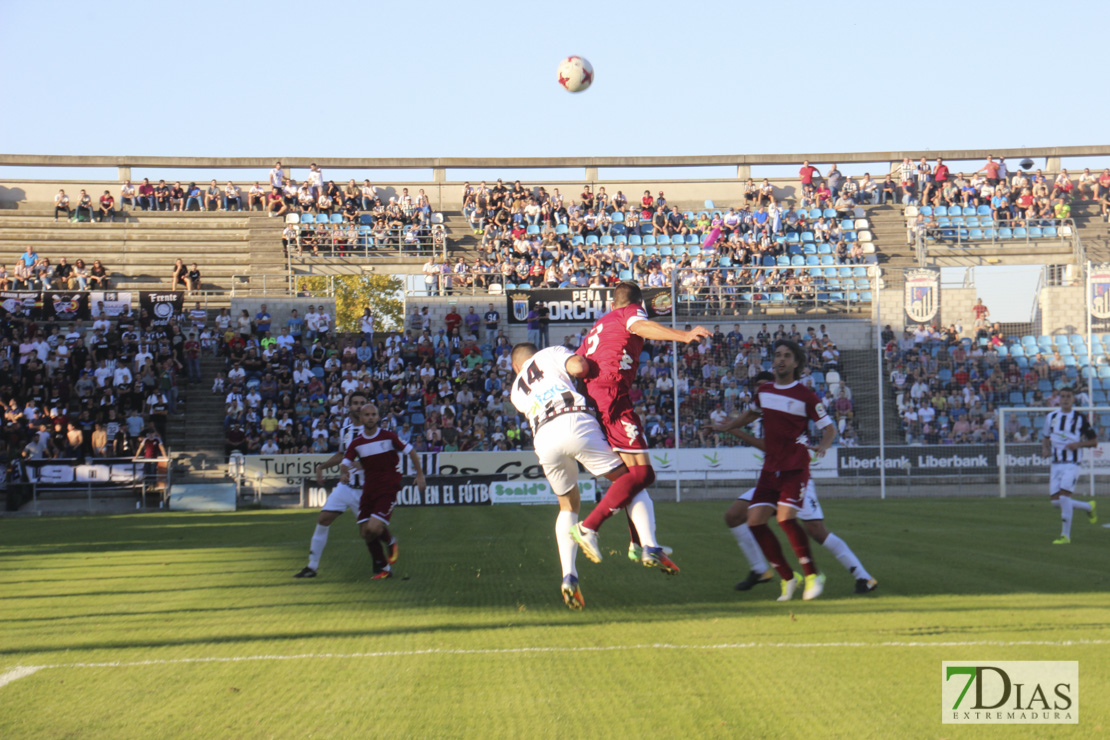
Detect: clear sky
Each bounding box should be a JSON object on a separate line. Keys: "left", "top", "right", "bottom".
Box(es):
{"left": 2, "top": 0, "right": 1104, "bottom": 320}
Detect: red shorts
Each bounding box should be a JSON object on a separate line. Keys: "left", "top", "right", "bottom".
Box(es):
{"left": 588, "top": 383, "right": 648, "bottom": 453}
{"left": 358, "top": 486, "right": 398, "bottom": 524}
{"left": 751, "top": 468, "right": 810, "bottom": 511}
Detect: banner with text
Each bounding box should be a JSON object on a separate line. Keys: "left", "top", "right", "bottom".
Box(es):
{"left": 836, "top": 444, "right": 1062, "bottom": 477}
{"left": 301, "top": 474, "right": 505, "bottom": 508}
{"left": 489, "top": 479, "right": 597, "bottom": 505}
{"left": 0, "top": 291, "right": 43, "bottom": 320}
{"left": 141, "top": 291, "right": 184, "bottom": 327}
{"left": 505, "top": 287, "right": 674, "bottom": 325}
{"left": 24, "top": 458, "right": 147, "bottom": 486}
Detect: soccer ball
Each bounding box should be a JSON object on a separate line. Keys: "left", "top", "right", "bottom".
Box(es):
{"left": 556, "top": 56, "right": 593, "bottom": 93}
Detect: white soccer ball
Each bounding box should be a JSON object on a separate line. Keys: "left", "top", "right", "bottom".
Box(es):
{"left": 556, "top": 56, "right": 593, "bottom": 93}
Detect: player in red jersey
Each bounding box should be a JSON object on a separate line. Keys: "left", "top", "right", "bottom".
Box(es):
{"left": 320, "top": 402, "right": 425, "bottom": 579}
{"left": 570, "top": 282, "right": 710, "bottom": 572}
{"left": 713, "top": 340, "right": 837, "bottom": 601}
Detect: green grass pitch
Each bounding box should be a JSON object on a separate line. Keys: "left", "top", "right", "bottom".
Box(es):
{"left": 1, "top": 498, "right": 1107, "bottom": 739}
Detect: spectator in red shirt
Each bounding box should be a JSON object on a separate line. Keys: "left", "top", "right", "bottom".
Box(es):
{"left": 798, "top": 160, "right": 819, "bottom": 188}
{"left": 979, "top": 156, "right": 1001, "bottom": 186}
{"left": 444, "top": 306, "right": 462, "bottom": 334}
{"left": 972, "top": 298, "right": 989, "bottom": 322}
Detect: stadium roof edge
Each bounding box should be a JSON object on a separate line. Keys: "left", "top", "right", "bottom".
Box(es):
{"left": 0, "top": 146, "right": 1106, "bottom": 169}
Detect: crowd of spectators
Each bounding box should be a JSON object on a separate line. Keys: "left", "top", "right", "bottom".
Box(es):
{"left": 215, "top": 298, "right": 855, "bottom": 455}
{"left": 0, "top": 246, "right": 110, "bottom": 292}
{"left": 0, "top": 302, "right": 185, "bottom": 473}
{"left": 882, "top": 312, "right": 1107, "bottom": 446}
{"left": 430, "top": 178, "right": 874, "bottom": 308}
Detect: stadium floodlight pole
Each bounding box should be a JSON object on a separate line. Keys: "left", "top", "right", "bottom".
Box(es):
{"left": 671, "top": 274, "right": 681, "bottom": 503}
{"left": 875, "top": 264, "right": 886, "bottom": 499}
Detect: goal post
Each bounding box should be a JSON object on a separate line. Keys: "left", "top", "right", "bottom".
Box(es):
{"left": 998, "top": 406, "right": 1110, "bottom": 498}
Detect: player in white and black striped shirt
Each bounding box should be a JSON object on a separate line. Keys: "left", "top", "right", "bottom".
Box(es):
{"left": 1041, "top": 387, "right": 1099, "bottom": 544}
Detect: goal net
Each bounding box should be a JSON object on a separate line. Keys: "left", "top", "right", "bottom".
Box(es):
{"left": 999, "top": 406, "right": 1110, "bottom": 498}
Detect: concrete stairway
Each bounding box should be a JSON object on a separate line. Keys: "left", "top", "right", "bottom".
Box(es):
{"left": 1072, "top": 201, "right": 1110, "bottom": 264}
{"left": 167, "top": 354, "right": 229, "bottom": 482}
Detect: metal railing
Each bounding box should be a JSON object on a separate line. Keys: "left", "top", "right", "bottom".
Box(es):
{"left": 289, "top": 226, "right": 446, "bottom": 260}
{"left": 921, "top": 218, "right": 1074, "bottom": 247}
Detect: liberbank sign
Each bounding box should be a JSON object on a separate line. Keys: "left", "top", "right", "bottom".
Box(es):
{"left": 837, "top": 445, "right": 1051, "bottom": 476}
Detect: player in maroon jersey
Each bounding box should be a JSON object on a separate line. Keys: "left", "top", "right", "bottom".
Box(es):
{"left": 570, "top": 281, "right": 710, "bottom": 572}
{"left": 321, "top": 402, "right": 425, "bottom": 579}
{"left": 713, "top": 340, "right": 837, "bottom": 601}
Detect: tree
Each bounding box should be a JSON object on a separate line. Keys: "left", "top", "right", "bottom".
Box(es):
{"left": 294, "top": 273, "right": 404, "bottom": 332}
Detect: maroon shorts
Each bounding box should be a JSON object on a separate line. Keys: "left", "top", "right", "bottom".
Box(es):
{"left": 358, "top": 486, "right": 398, "bottom": 524}
{"left": 750, "top": 468, "right": 810, "bottom": 510}
{"left": 589, "top": 384, "right": 648, "bottom": 453}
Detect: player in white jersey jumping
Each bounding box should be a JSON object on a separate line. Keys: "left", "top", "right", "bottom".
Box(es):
{"left": 292, "top": 391, "right": 397, "bottom": 577}
{"left": 510, "top": 342, "right": 649, "bottom": 609}
{"left": 1042, "top": 386, "right": 1099, "bottom": 544}
{"left": 712, "top": 372, "right": 877, "bottom": 594}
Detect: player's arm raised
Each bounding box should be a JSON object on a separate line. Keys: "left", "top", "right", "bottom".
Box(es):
{"left": 629, "top": 319, "right": 712, "bottom": 345}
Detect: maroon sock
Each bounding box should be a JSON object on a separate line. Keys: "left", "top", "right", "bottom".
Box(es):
{"left": 778, "top": 518, "right": 817, "bottom": 576}
{"left": 365, "top": 536, "right": 386, "bottom": 570}
{"left": 581, "top": 466, "right": 652, "bottom": 532}
{"left": 749, "top": 523, "right": 793, "bottom": 580}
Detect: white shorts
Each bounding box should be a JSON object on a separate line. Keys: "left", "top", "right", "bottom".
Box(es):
{"left": 738, "top": 480, "right": 824, "bottom": 521}
{"left": 1049, "top": 463, "right": 1080, "bottom": 495}
{"left": 533, "top": 412, "right": 623, "bottom": 496}
{"left": 321, "top": 482, "right": 361, "bottom": 514}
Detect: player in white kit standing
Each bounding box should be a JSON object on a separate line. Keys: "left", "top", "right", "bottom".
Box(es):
{"left": 510, "top": 342, "right": 644, "bottom": 609}
{"left": 1042, "top": 386, "right": 1098, "bottom": 544}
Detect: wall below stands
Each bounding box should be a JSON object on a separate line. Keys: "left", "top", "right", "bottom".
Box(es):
{"left": 407, "top": 295, "right": 877, "bottom": 350}
{"left": 1039, "top": 286, "right": 1089, "bottom": 337}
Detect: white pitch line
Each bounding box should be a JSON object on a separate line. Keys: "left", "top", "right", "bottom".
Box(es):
{"left": 0, "top": 666, "right": 43, "bottom": 688}
{"left": 1, "top": 637, "right": 1107, "bottom": 688}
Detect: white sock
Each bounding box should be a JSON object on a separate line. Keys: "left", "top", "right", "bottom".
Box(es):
{"left": 628, "top": 491, "right": 658, "bottom": 548}
{"left": 555, "top": 511, "right": 578, "bottom": 578}
{"left": 822, "top": 532, "right": 871, "bottom": 581}
{"left": 1071, "top": 499, "right": 1092, "bottom": 513}
{"left": 729, "top": 524, "right": 768, "bottom": 573}
{"left": 1056, "top": 497, "right": 1073, "bottom": 538}
{"left": 307, "top": 523, "right": 329, "bottom": 570}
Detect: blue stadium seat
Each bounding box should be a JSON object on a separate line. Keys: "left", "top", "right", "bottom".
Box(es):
{"left": 843, "top": 231, "right": 857, "bottom": 242}
{"left": 656, "top": 234, "right": 670, "bottom": 245}
{"left": 585, "top": 235, "right": 599, "bottom": 246}
{"left": 718, "top": 255, "right": 731, "bottom": 267}
{"left": 556, "top": 223, "right": 569, "bottom": 234}
{"left": 330, "top": 213, "right": 343, "bottom": 223}
{"left": 770, "top": 293, "right": 786, "bottom": 303}
{"left": 1021, "top": 335, "right": 1037, "bottom": 346}
{"left": 1008, "top": 391, "right": 1024, "bottom": 405}
{"left": 817, "top": 243, "right": 832, "bottom": 255}
{"left": 934, "top": 206, "right": 948, "bottom": 216}
{"left": 1044, "top": 226, "right": 1058, "bottom": 237}
{"left": 803, "top": 244, "right": 817, "bottom": 255}
{"left": 920, "top": 206, "right": 933, "bottom": 216}
{"left": 823, "top": 266, "right": 838, "bottom": 278}
{"left": 526, "top": 224, "right": 540, "bottom": 234}
{"left": 805, "top": 255, "right": 819, "bottom": 266}
{"left": 644, "top": 246, "right": 657, "bottom": 256}
{"left": 358, "top": 214, "right": 373, "bottom": 225}
{"left": 1013, "top": 227, "right": 1028, "bottom": 238}
{"left": 612, "top": 211, "right": 624, "bottom": 223}
{"left": 977, "top": 205, "right": 991, "bottom": 215}
{"left": 571, "top": 236, "right": 584, "bottom": 246}
{"left": 1029, "top": 227, "right": 1043, "bottom": 238}
{"left": 838, "top": 266, "right": 852, "bottom": 277}
{"left": 998, "top": 228, "right": 1013, "bottom": 239}
{"left": 658, "top": 245, "right": 670, "bottom": 255}
{"left": 619, "top": 269, "right": 633, "bottom": 281}
{"left": 969, "top": 228, "right": 984, "bottom": 239}
{"left": 786, "top": 232, "right": 800, "bottom": 244}
{"left": 688, "top": 246, "right": 700, "bottom": 257}
{"left": 762, "top": 256, "right": 775, "bottom": 266}
{"left": 643, "top": 235, "right": 656, "bottom": 246}
{"left": 823, "top": 209, "right": 837, "bottom": 219}
{"left": 791, "top": 255, "right": 805, "bottom": 267}
{"left": 629, "top": 235, "right": 642, "bottom": 246}
{"left": 631, "top": 246, "right": 643, "bottom": 256}
{"left": 776, "top": 255, "right": 791, "bottom": 267}
{"left": 673, "top": 246, "right": 688, "bottom": 257}
{"left": 600, "top": 235, "right": 613, "bottom": 245}
{"left": 964, "top": 217, "right": 980, "bottom": 227}
{"left": 809, "top": 209, "right": 821, "bottom": 219}
{"left": 301, "top": 213, "right": 315, "bottom": 224}
{"left": 852, "top": 266, "right": 867, "bottom": 277}
{"left": 801, "top": 231, "right": 815, "bottom": 243}
{"left": 704, "top": 199, "right": 715, "bottom": 209}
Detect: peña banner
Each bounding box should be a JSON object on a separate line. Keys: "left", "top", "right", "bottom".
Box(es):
{"left": 506, "top": 287, "right": 674, "bottom": 325}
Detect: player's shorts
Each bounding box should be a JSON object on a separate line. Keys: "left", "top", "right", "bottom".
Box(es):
{"left": 357, "top": 485, "right": 399, "bottom": 525}
{"left": 739, "top": 479, "right": 823, "bottom": 520}
{"left": 1049, "top": 463, "right": 1080, "bottom": 495}
{"left": 750, "top": 468, "right": 811, "bottom": 511}
{"left": 587, "top": 383, "right": 648, "bottom": 453}
{"left": 321, "top": 482, "right": 361, "bottom": 514}
{"left": 534, "top": 412, "right": 624, "bottom": 496}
